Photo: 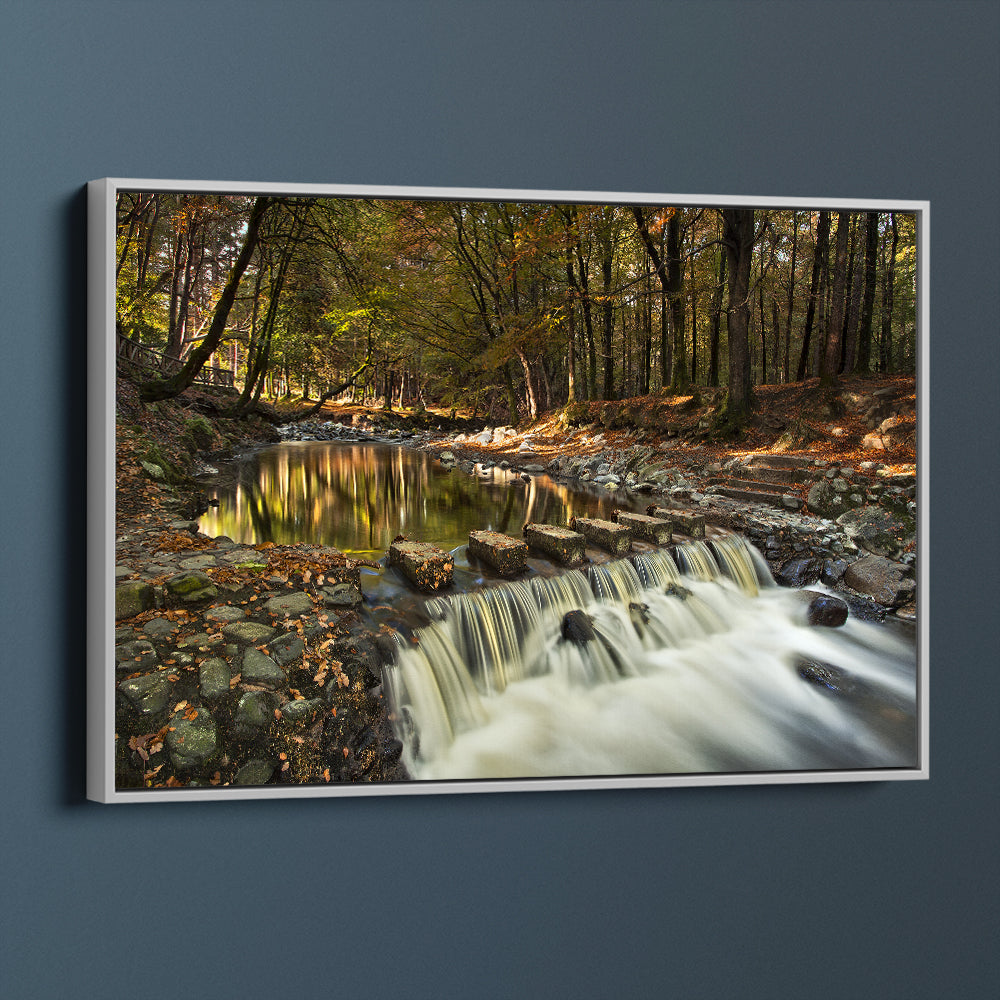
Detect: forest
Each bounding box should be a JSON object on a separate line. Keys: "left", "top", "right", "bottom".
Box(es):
{"left": 115, "top": 192, "right": 917, "bottom": 429}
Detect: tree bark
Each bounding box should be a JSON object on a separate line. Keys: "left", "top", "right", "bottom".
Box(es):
{"left": 821, "top": 211, "right": 851, "bottom": 382}
{"left": 855, "top": 211, "right": 880, "bottom": 374}
{"left": 722, "top": 208, "right": 755, "bottom": 424}
{"left": 796, "top": 211, "right": 830, "bottom": 380}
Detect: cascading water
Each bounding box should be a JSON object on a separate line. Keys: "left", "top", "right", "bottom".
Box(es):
{"left": 383, "top": 532, "right": 917, "bottom": 781}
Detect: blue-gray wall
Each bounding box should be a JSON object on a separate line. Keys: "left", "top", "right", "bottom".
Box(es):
{"left": 1, "top": 2, "right": 997, "bottom": 997}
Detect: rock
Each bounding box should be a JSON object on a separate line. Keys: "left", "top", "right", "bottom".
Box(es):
{"left": 806, "top": 479, "right": 846, "bottom": 519}
{"left": 241, "top": 648, "right": 287, "bottom": 688}
{"left": 468, "top": 530, "right": 529, "bottom": 576}
{"left": 645, "top": 507, "right": 705, "bottom": 538}
{"left": 821, "top": 558, "right": 849, "bottom": 586}
{"left": 321, "top": 583, "right": 363, "bottom": 607}
{"left": 522, "top": 463, "right": 546, "bottom": 473}
{"left": 166, "top": 708, "right": 218, "bottom": 770}
{"left": 439, "top": 450, "right": 456, "bottom": 465}
{"left": 775, "top": 557, "right": 821, "bottom": 587}
{"left": 523, "top": 523, "right": 586, "bottom": 565}
{"left": 236, "top": 690, "right": 281, "bottom": 729}
{"left": 561, "top": 610, "right": 596, "bottom": 644}
{"left": 204, "top": 605, "right": 247, "bottom": 623}
{"left": 119, "top": 670, "right": 172, "bottom": 715}
{"left": 570, "top": 517, "right": 632, "bottom": 556}
{"left": 280, "top": 699, "right": 318, "bottom": 723}
{"left": 115, "top": 639, "right": 159, "bottom": 672}
{"left": 164, "top": 570, "right": 218, "bottom": 602}
{"left": 616, "top": 512, "right": 671, "bottom": 545}
{"left": 517, "top": 441, "right": 535, "bottom": 454}
{"left": 199, "top": 657, "right": 231, "bottom": 701}
{"left": 179, "top": 554, "right": 218, "bottom": 570}
{"left": 115, "top": 580, "right": 155, "bottom": 620}
{"left": 269, "top": 633, "right": 305, "bottom": 666}
{"left": 843, "top": 554, "right": 915, "bottom": 607}
{"left": 836, "top": 505, "right": 914, "bottom": 558}
{"left": 142, "top": 617, "right": 178, "bottom": 639}
{"left": 389, "top": 540, "right": 455, "bottom": 591}
{"left": 140, "top": 460, "right": 165, "bottom": 480}
{"left": 264, "top": 591, "right": 314, "bottom": 618}
{"left": 221, "top": 621, "right": 276, "bottom": 645}
{"left": 234, "top": 759, "right": 275, "bottom": 785}
{"left": 795, "top": 590, "right": 850, "bottom": 627}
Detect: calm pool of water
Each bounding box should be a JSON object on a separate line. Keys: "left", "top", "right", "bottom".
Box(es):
{"left": 199, "top": 440, "right": 640, "bottom": 557}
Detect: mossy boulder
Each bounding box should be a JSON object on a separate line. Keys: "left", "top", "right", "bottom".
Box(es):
{"left": 115, "top": 580, "right": 155, "bottom": 620}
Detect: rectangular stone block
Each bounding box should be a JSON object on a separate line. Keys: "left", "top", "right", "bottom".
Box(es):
{"left": 389, "top": 540, "right": 455, "bottom": 591}
{"left": 645, "top": 506, "right": 705, "bottom": 538}
{"left": 523, "top": 523, "right": 586, "bottom": 566}
{"left": 570, "top": 516, "right": 632, "bottom": 556}
{"left": 616, "top": 511, "right": 672, "bottom": 545}
{"left": 468, "top": 530, "right": 528, "bottom": 577}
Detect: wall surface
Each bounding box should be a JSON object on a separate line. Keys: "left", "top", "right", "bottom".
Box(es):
{"left": 1, "top": 2, "right": 997, "bottom": 997}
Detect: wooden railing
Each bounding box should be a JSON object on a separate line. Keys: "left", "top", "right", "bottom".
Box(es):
{"left": 116, "top": 331, "right": 234, "bottom": 388}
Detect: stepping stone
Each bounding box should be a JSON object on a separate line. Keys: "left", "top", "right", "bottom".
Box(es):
{"left": 468, "top": 530, "right": 528, "bottom": 576}
{"left": 616, "top": 512, "right": 672, "bottom": 545}
{"left": 389, "top": 540, "right": 455, "bottom": 591}
{"left": 645, "top": 506, "right": 706, "bottom": 539}
{"left": 569, "top": 517, "right": 632, "bottom": 556}
{"left": 522, "top": 524, "right": 586, "bottom": 566}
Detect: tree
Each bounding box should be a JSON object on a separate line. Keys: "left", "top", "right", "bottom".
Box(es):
{"left": 721, "top": 208, "right": 755, "bottom": 425}
{"left": 820, "top": 211, "right": 851, "bottom": 383}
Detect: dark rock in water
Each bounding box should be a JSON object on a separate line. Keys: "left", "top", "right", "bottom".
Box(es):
{"left": 796, "top": 657, "right": 878, "bottom": 700}
{"left": 842, "top": 594, "right": 886, "bottom": 623}
{"left": 665, "top": 583, "right": 692, "bottom": 601}
{"left": 792, "top": 590, "right": 849, "bottom": 627}
{"left": 561, "top": 610, "right": 596, "bottom": 644}
{"left": 821, "top": 558, "right": 849, "bottom": 586}
{"left": 775, "top": 557, "right": 821, "bottom": 587}
{"left": 628, "top": 602, "right": 651, "bottom": 627}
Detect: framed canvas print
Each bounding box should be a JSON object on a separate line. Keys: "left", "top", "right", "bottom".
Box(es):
{"left": 88, "top": 179, "right": 929, "bottom": 802}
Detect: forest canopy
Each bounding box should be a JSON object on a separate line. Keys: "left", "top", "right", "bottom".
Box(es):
{"left": 115, "top": 192, "right": 918, "bottom": 425}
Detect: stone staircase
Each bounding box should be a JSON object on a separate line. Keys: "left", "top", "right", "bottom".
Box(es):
{"left": 706, "top": 454, "right": 827, "bottom": 512}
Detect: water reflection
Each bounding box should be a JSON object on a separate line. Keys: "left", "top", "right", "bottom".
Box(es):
{"left": 199, "top": 442, "right": 635, "bottom": 556}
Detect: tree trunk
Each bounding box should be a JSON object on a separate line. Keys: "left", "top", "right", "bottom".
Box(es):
{"left": 722, "top": 209, "right": 755, "bottom": 425}
{"left": 796, "top": 211, "right": 830, "bottom": 380}
{"left": 843, "top": 215, "right": 864, "bottom": 373}
{"left": 708, "top": 250, "right": 726, "bottom": 388}
{"left": 880, "top": 212, "right": 899, "bottom": 372}
{"left": 600, "top": 239, "right": 615, "bottom": 400}
{"left": 783, "top": 211, "right": 798, "bottom": 384}
{"left": 821, "top": 211, "right": 850, "bottom": 382}
{"left": 855, "top": 211, "right": 879, "bottom": 374}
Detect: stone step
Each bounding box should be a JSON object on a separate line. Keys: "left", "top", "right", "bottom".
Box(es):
{"left": 523, "top": 523, "right": 586, "bottom": 565}
{"left": 468, "top": 530, "right": 528, "bottom": 577}
{"left": 733, "top": 466, "right": 797, "bottom": 486}
{"left": 389, "top": 540, "right": 455, "bottom": 591}
{"left": 569, "top": 516, "right": 633, "bottom": 556}
{"left": 711, "top": 485, "right": 803, "bottom": 510}
{"left": 745, "top": 454, "right": 822, "bottom": 470}
{"left": 707, "top": 476, "right": 789, "bottom": 495}
{"left": 616, "top": 511, "right": 672, "bottom": 544}
{"left": 645, "top": 506, "right": 706, "bottom": 538}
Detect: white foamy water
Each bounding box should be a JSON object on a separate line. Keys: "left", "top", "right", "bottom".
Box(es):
{"left": 385, "top": 536, "right": 917, "bottom": 781}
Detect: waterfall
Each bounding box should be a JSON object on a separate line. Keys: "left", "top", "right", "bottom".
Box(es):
{"left": 384, "top": 532, "right": 917, "bottom": 781}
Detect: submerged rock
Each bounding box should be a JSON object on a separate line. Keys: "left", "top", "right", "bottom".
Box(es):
{"left": 561, "top": 610, "right": 596, "bottom": 644}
